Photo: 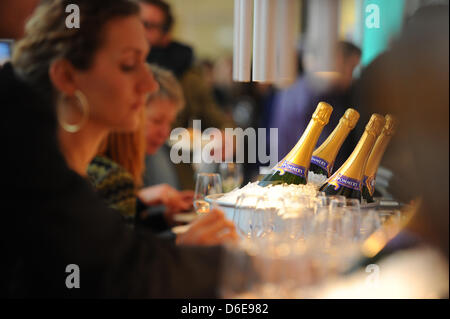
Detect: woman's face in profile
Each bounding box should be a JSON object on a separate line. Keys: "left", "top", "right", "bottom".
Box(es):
{"left": 74, "top": 16, "right": 158, "bottom": 132}
{"left": 145, "top": 97, "right": 177, "bottom": 155}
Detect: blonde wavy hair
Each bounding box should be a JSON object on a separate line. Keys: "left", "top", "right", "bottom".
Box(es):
{"left": 147, "top": 64, "right": 185, "bottom": 111}
{"left": 99, "top": 65, "right": 185, "bottom": 188}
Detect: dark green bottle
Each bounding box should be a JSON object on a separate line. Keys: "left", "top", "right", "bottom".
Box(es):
{"left": 319, "top": 114, "right": 385, "bottom": 200}
{"left": 361, "top": 176, "right": 374, "bottom": 203}
{"left": 308, "top": 162, "right": 329, "bottom": 177}
{"left": 259, "top": 102, "right": 333, "bottom": 186}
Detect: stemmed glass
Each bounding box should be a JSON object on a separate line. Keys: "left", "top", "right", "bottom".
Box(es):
{"left": 358, "top": 209, "right": 382, "bottom": 241}
{"left": 279, "top": 195, "right": 314, "bottom": 241}
{"left": 252, "top": 195, "right": 285, "bottom": 239}
{"left": 193, "top": 173, "right": 222, "bottom": 215}
{"left": 233, "top": 193, "right": 264, "bottom": 239}
{"left": 219, "top": 162, "right": 244, "bottom": 193}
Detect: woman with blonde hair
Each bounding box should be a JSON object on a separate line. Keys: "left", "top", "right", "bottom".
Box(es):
{"left": 88, "top": 65, "right": 236, "bottom": 244}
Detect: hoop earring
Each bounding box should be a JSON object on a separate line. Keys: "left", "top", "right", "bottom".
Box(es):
{"left": 58, "top": 90, "right": 89, "bottom": 133}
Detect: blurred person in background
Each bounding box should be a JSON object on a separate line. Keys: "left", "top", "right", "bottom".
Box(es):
{"left": 139, "top": 0, "right": 192, "bottom": 78}
{"left": 232, "top": 82, "right": 279, "bottom": 183}
{"left": 139, "top": 0, "right": 233, "bottom": 129}
{"left": 360, "top": 4, "right": 449, "bottom": 258}
{"left": 1, "top": 0, "right": 235, "bottom": 298}
{"left": 271, "top": 41, "right": 361, "bottom": 169}
{"left": 88, "top": 65, "right": 237, "bottom": 245}
{"left": 321, "top": 4, "right": 449, "bottom": 298}
{"left": 200, "top": 55, "right": 280, "bottom": 183}
{"left": 89, "top": 111, "right": 237, "bottom": 245}
{"left": 88, "top": 107, "right": 194, "bottom": 232}
{"left": 142, "top": 64, "right": 186, "bottom": 190}
{"left": 88, "top": 108, "right": 150, "bottom": 224}
{"left": 88, "top": 64, "right": 189, "bottom": 226}
{"left": 139, "top": 0, "right": 235, "bottom": 189}
{"left": 200, "top": 56, "right": 234, "bottom": 117}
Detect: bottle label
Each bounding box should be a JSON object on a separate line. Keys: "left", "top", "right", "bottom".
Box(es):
{"left": 363, "top": 175, "right": 376, "bottom": 195}
{"left": 311, "top": 156, "right": 333, "bottom": 176}
{"left": 275, "top": 160, "right": 307, "bottom": 178}
{"left": 328, "top": 173, "right": 361, "bottom": 191}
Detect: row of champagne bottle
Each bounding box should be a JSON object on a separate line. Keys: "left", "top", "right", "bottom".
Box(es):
{"left": 258, "top": 102, "right": 397, "bottom": 203}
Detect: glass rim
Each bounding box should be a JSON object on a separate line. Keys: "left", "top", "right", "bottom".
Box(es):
{"left": 196, "top": 172, "right": 221, "bottom": 177}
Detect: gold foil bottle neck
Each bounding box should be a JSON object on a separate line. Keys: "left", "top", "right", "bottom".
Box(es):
{"left": 312, "top": 102, "right": 333, "bottom": 126}
{"left": 365, "top": 114, "right": 385, "bottom": 137}
{"left": 382, "top": 114, "right": 397, "bottom": 136}
{"left": 340, "top": 108, "right": 360, "bottom": 129}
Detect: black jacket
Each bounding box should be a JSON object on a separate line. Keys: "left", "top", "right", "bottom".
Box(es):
{"left": 0, "top": 63, "right": 223, "bottom": 298}
{"left": 146, "top": 41, "right": 193, "bottom": 78}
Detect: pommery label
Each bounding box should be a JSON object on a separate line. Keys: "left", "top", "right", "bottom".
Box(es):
{"left": 329, "top": 173, "right": 361, "bottom": 191}
{"left": 311, "top": 156, "right": 333, "bottom": 176}
{"left": 275, "top": 160, "right": 307, "bottom": 178}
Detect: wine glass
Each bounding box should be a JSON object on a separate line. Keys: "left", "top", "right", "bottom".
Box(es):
{"left": 280, "top": 196, "right": 314, "bottom": 241}
{"left": 358, "top": 209, "right": 382, "bottom": 242}
{"left": 219, "top": 162, "right": 244, "bottom": 193}
{"left": 252, "top": 195, "right": 284, "bottom": 239}
{"left": 345, "top": 198, "right": 362, "bottom": 243}
{"left": 194, "top": 173, "right": 222, "bottom": 215}
{"left": 232, "top": 193, "right": 266, "bottom": 239}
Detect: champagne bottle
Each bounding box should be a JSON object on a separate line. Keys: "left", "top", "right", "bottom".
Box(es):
{"left": 319, "top": 114, "right": 385, "bottom": 200}
{"left": 362, "top": 114, "right": 397, "bottom": 203}
{"left": 259, "top": 102, "right": 333, "bottom": 186}
{"left": 310, "top": 108, "right": 360, "bottom": 177}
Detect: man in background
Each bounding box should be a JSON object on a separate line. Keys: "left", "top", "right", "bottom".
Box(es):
{"left": 139, "top": 0, "right": 193, "bottom": 79}
{"left": 139, "top": 0, "right": 233, "bottom": 128}
{"left": 271, "top": 41, "right": 361, "bottom": 169}
{"left": 139, "top": 0, "right": 234, "bottom": 189}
